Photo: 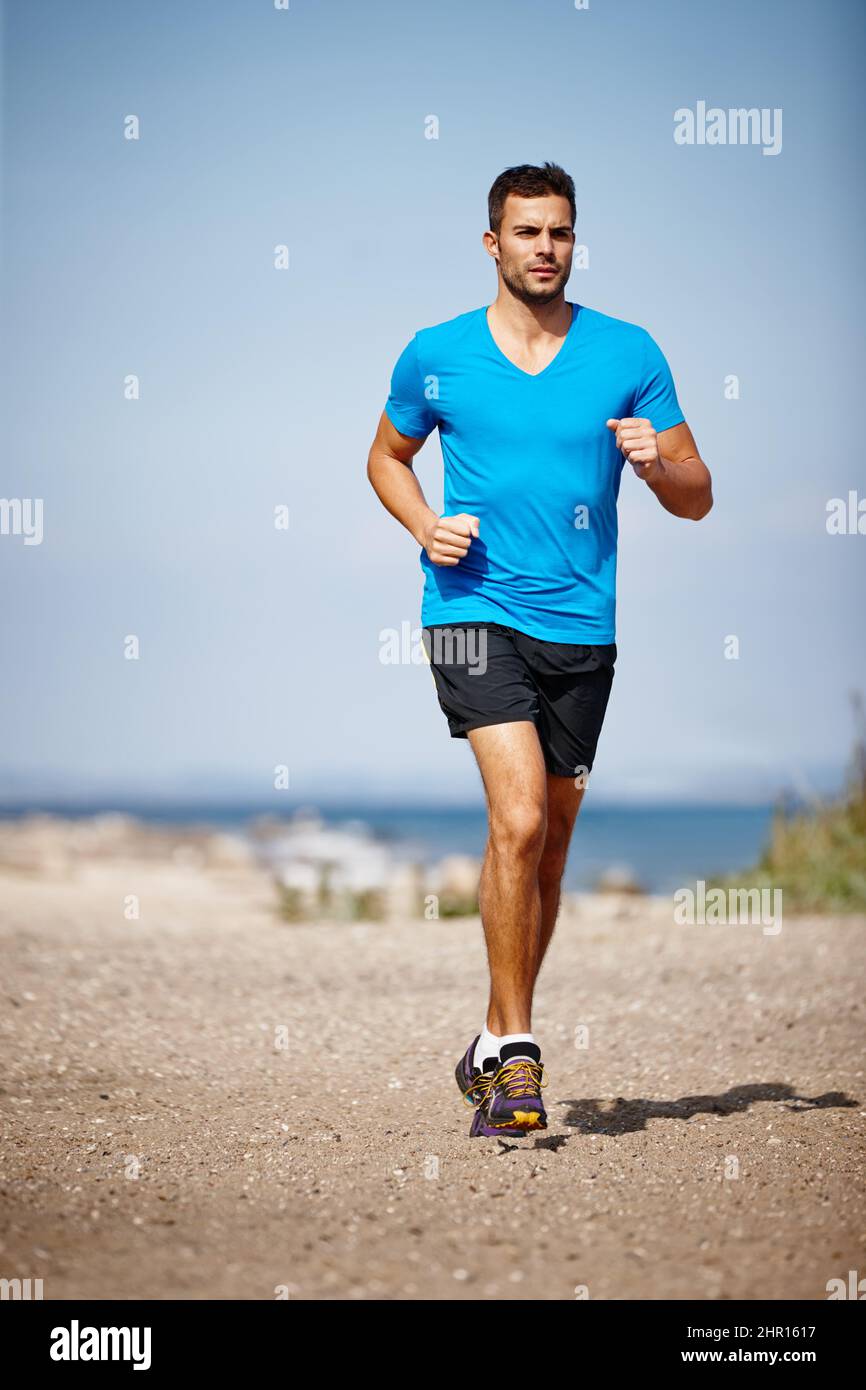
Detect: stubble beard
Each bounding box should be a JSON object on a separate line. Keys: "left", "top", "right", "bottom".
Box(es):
{"left": 498, "top": 253, "right": 568, "bottom": 307}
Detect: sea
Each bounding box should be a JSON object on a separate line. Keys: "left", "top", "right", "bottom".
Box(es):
{"left": 0, "top": 800, "right": 776, "bottom": 894}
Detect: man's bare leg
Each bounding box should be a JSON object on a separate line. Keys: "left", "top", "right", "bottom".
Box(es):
{"left": 466, "top": 720, "right": 548, "bottom": 1035}
{"left": 535, "top": 774, "right": 586, "bottom": 981}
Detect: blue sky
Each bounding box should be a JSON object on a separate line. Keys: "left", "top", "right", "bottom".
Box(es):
{"left": 1, "top": 0, "right": 864, "bottom": 805}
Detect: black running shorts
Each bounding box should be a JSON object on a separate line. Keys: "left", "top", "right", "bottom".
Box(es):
{"left": 420, "top": 622, "right": 616, "bottom": 779}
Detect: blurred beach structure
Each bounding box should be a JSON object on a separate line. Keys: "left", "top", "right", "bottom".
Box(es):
{"left": 0, "top": 799, "right": 779, "bottom": 923}
{"left": 2, "top": 731, "right": 863, "bottom": 919}
{"left": 0, "top": 809, "right": 482, "bottom": 923}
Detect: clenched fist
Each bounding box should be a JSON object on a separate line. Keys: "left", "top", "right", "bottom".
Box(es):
{"left": 606, "top": 417, "right": 661, "bottom": 482}
{"left": 421, "top": 512, "right": 480, "bottom": 567}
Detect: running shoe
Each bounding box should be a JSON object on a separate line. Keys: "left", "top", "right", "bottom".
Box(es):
{"left": 470, "top": 1041, "right": 548, "bottom": 1136}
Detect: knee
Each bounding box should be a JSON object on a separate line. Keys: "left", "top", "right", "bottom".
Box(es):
{"left": 489, "top": 802, "right": 547, "bottom": 859}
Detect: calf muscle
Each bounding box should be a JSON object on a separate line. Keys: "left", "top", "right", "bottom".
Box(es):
{"left": 467, "top": 723, "right": 585, "bottom": 1031}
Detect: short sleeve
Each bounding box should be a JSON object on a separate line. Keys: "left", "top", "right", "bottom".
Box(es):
{"left": 384, "top": 335, "right": 438, "bottom": 439}
{"left": 631, "top": 331, "right": 685, "bottom": 432}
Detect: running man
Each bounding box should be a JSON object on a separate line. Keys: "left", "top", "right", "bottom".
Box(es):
{"left": 366, "top": 162, "right": 713, "bottom": 1137}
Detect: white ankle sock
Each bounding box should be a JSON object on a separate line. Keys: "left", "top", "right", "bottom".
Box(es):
{"left": 474, "top": 1028, "right": 536, "bottom": 1070}
{"left": 473, "top": 1027, "right": 502, "bottom": 1071}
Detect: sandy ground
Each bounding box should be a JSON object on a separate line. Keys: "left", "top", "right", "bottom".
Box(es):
{"left": 1, "top": 852, "right": 864, "bottom": 1302}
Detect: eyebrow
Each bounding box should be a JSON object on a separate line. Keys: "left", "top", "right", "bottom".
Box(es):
{"left": 511, "top": 223, "right": 573, "bottom": 233}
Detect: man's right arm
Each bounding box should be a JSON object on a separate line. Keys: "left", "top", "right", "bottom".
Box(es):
{"left": 366, "top": 411, "right": 479, "bottom": 566}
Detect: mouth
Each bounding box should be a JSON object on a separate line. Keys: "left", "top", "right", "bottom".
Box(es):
{"left": 529, "top": 267, "right": 557, "bottom": 278}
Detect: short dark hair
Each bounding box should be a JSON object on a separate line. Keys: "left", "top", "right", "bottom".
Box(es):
{"left": 487, "top": 162, "right": 576, "bottom": 237}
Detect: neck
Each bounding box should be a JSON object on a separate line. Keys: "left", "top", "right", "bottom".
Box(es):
{"left": 488, "top": 283, "right": 572, "bottom": 341}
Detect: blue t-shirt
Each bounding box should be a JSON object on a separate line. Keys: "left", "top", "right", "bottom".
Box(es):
{"left": 384, "top": 301, "right": 685, "bottom": 643}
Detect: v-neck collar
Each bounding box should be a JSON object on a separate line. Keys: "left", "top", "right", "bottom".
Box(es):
{"left": 481, "top": 300, "right": 581, "bottom": 380}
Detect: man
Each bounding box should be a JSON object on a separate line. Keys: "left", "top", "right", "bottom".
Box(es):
{"left": 366, "top": 162, "right": 712, "bottom": 1138}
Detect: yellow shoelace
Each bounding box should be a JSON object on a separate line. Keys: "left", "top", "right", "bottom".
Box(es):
{"left": 462, "top": 1058, "right": 548, "bottom": 1108}
{"left": 497, "top": 1058, "right": 547, "bottom": 1099}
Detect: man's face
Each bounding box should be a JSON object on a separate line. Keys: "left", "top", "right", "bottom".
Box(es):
{"left": 489, "top": 193, "right": 575, "bottom": 304}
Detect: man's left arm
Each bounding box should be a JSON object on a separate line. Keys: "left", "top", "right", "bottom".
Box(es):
{"left": 606, "top": 417, "right": 713, "bottom": 521}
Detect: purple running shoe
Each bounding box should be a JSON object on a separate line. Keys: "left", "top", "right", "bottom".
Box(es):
{"left": 470, "top": 1041, "right": 548, "bottom": 1136}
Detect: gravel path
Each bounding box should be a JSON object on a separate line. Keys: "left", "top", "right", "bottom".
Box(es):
{"left": 1, "top": 860, "right": 863, "bottom": 1300}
